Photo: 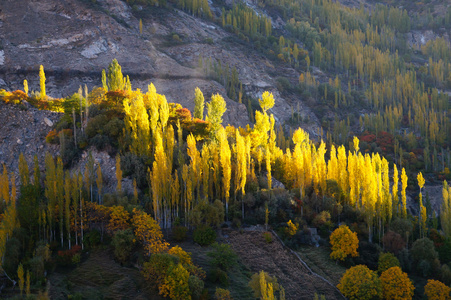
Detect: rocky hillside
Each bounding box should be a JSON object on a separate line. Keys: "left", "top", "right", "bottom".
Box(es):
{"left": 0, "top": 101, "right": 59, "bottom": 171}
{"left": 0, "top": 0, "right": 302, "bottom": 130}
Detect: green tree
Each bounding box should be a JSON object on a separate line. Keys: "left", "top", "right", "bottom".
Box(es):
{"left": 102, "top": 69, "right": 108, "bottom": 92}
{"left": 378, "top": 252, "right": 400, "bottom": 274}
{"left": 107, "top": 59, "right": 124, "bottom": 91}
{"left": 411, "top": 237, "right": 438, "bottom": 276}
{"left": 207, "top": 242, "right": 238, "bottom": 271}
{"left": 194, "top": 87, "right": 205, "bottom": 120}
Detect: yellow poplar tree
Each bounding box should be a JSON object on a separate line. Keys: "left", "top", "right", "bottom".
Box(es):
{"left": 39, "top": 65, "right": 46, "bottom": 99}
{"left": 236, "top": 129, "right": 247, "bottom": 219}
{"left": 401, "top": 168, "right": 408, "bottom": 218}
{"left": 266, "top": 144, "right": 272, "bottom": 190}
{"left": 23, "top": 79, "right": 28, "bottom": 96}
{"left": 123, "top": 91, "right": 151, "bottom": 156}
{"left": 187, "top": 134, "right": 200, "bottom": 200}
{"left": 417, "top": 172, "right": 427, "bottom": 238}
{"left": 392, "top": 165, "right": 399, "bottom": 217}
{"left": 219, "top": 128, "right": 231, "bottom": 218}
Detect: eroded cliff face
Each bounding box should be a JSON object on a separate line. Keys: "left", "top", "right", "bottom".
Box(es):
{"left": 0, "top": 0, "right": 252, "bottom": 126}
{"left": 0, "top": 102, "right": 60, "bottom": 172}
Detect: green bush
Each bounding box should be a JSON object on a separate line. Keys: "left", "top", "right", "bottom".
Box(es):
{"left": 85, "top": 114, "right": 108, "bottom": 138}
{"left": 173, "top": 226, "right": 188, "bottom": 242}
{"left": 111, "top": 229, "right": 135, "bottom": 264}
{"left": 188, "top": 275, "right": 204, "bottom": 299}
{"left": 104, "top": 117, "right": 124, "bottom": 139}
{"left": 72, "top": 253, "right": 81, "bottom": 265}
{"left": 207, "top": 268, "right": 229, "bottom": 286}
{"left": 207, "top": 243, "right": 238, "bottom": 271}
{"left": 193, "top": 225, "right": 216, "bottom": 246}
{"left": 263, "top": 232, "right": 273, "bottom": 243}
{"left": 84, "top": 229, "right": 101, "bottom": 249}
{"left": 90, "top": 134, "right": 110, "bottom": 151}
{"left": 27, "top": 256, "right": 45, "bottom": 283}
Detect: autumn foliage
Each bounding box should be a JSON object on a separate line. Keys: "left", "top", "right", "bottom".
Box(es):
{"left": 337, "top": 265, "right": 382, "bottom": 300}
{"left": 132, "top": 208, "right": 169, "bottom": 255}
{"left": 424, "top": 279, "right": 451, "bottom": 300}
{"left": 330, "top": 225, "right": 359, "bottom": 261}
{"left": 380, "top": 266, "right": 415, "bottom": 300}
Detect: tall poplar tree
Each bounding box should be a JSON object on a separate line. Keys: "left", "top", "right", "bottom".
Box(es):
{"left": 39, "top": 65, "right": 46, "bottom": 99}
{"left": 194, "top": 87, "right": 205, "bottom": 120}
{"left": 219, "top": 128, "right": 231, "bottom": 219}
{"left": 401, "top": 168, "right": 408, "bottom": 218}
{"left": 107, "top": 59, "right": 124, "bottom": 91}
{"left": 417, "top": 172, "right": 426, "bottom": 238}
{"left": 206, "top": 94, "right": 227, "bottom": 139}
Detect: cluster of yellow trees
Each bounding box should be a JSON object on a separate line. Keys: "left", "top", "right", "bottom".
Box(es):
{"left": 338, "top": 263, "right": 451, "bottom": 300}
{"left": 117, "top": 77, "right": 409, "bottom": 243}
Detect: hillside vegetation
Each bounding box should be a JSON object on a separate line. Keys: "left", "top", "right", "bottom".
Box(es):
{"left": 0, "top": 0, "right": 451, "bottom": 298}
